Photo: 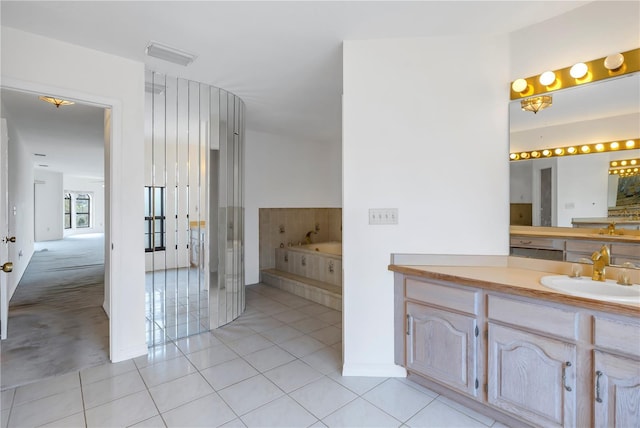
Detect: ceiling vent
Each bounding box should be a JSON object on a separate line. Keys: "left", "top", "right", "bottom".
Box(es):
{"left": 145, "top": 41, "right": 197, "bottom": 66}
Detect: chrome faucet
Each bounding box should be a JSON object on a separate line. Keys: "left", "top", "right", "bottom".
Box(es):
{"left": 591, "top": 244, "right": 610, "bottom": 281}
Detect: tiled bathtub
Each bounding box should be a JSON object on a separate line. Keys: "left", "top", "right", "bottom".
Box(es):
{"left": 275, "top": 241, "right": 342, "bottom": 288}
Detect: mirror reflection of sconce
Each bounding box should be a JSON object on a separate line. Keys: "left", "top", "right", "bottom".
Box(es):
{"left": 279, "top": 224, "right": 285, "bottom": 234}
{"left": 609, "top": 157, "right": 640, "bottom": 177}
{"left": 315, "top": 223, "right": 320, "bottom": 232}
{"left": 510, "top": 139, "right": 638, "bottom": 161}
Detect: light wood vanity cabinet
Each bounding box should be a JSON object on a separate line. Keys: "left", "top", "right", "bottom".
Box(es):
{"left": 404, "top": 279, "right": 480, "bottom": 397}
{"left": 592, "top": 316, "right": 640, "bottom": 427}
{"left": 394, "top": 273, "right": 640, "bottom": 428}
{"left": 487, "top": 296, "right": 578, "bottom": 427}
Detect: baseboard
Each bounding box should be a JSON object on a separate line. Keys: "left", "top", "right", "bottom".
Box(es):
{"left": 342, "top": 363, "right": 407, "bottom": 377}
{"left": 102, "top": 300, "right": 110, "bottom": 318}
{"left": 111, "top": 343, "right": 148, "bottom": 363}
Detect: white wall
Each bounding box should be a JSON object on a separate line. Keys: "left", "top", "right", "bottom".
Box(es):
{"left": 63, "top": 176, "right": 106, "bottom": 236}
{"left": 34, "top": 169, "right": 63, "bottom": 241}
{"left": 509, "top": 1, "right": 640, "bottom": 79}
{"left": 1, "top": 27, "right": 146, "bottom": 362}
{"left": 3, "top": 115, "right": 35, "bottom": 300}
{"left": 509, "top": 161, "right": 533, "bottom": 204}
{"left": 342, "top": 35, "right": 509, "bottom": 376}
{"left": 244, "top": 129, "right": 342, "bottom": 284}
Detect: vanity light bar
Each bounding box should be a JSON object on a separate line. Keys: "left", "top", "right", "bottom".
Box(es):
{"left": 509, "top": 139, "right": 638, "bottom": 161}
{"left": 510, "top": 47, "right": 639, "bottom": 100}
{"left": 609, "top": 158, "right": 640, "bottom": 177}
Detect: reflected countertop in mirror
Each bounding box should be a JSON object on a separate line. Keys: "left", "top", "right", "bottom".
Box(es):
{"left": 511, "top": 225, "right": 640, "bottom": 244}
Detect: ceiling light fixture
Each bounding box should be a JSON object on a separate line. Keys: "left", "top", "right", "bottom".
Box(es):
{"left": 520, "top": 95, "right": 552, "bottom": 114}
{"left": 39, "top": 96, "right": 74, "bottom": 108}
{"left": 145, "top": 41, "right": 197, "bottom": 66}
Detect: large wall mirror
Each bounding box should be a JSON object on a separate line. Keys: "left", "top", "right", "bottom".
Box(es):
{"left": 509, "top": 72, "right": 640, "bottom": 228}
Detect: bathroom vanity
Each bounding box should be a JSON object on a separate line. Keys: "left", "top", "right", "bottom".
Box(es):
{"left": 389, "top": 257, "right": 639, "bottom": 428}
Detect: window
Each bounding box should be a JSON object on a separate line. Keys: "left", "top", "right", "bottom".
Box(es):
{"left": 64, "top": 193, "right": 71, "bottom": 229}
{"left": 144, "top": 186, "right": 166, "bottom": 252}
{"left": 75, "top": 194, "right": 91, "bottom": 228}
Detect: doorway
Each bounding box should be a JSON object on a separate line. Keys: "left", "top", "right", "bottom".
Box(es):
{"left": 540, "top": 167, "right": 552, "bottom": 227}
{"left": 0, "top": 87, "right": 110, "bottom": 387}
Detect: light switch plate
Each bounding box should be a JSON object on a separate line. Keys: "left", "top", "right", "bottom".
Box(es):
{"left": 369, "top": 208, "right": 398, "bottom": 225}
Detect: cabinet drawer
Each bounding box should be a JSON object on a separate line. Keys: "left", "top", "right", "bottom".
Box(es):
{"left": 510, "top": 236, "right": 564, "bottom": 250}
{"left": 406, "top": 278, "right": 479, "bottom": 315}
{"left": 565, "top": 240, "right": 603, "bottom": 254}
{"left": 488, "top": 295, "right": 579, "bottom": 341}
{"left": 611, "top": 243, "right": 640, "bottom": 259}
{"left": 593, "top": 316, "right": 640, "bottom": 357}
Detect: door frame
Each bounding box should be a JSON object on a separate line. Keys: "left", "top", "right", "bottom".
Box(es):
{"left": 1, "top": 119, "right": 9, "bottom": 339}
{"left": 1, "top": 77, "right": 118, "bottom": 359}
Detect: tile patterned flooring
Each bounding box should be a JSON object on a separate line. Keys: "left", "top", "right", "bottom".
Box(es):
{"left": 2, "top": 284, "right": 509, "bottom": 427}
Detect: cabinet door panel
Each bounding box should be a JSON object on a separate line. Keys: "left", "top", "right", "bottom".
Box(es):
{"left": 594, "top": 350, "right": 640, "bottom": 428}
{"left": 488, "top": 323, "right": 576, "bottom": 427}
{"left": 406, "top": 302, "right": 477, "bottom": 396}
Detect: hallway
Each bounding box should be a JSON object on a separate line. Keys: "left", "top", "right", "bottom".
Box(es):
{"left": 1, "top": 234, "right": 108, "bottom": 389}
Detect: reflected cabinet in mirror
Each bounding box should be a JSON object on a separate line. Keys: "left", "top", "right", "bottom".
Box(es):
{"left": 509, "top": 66, "right": 640, "bottom": 267}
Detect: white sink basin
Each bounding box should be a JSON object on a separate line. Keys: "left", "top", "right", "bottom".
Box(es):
{"left": 540, "top": 276, "right": 640, "bottom": 304}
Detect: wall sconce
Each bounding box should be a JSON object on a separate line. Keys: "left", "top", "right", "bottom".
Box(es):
{"left": 510, "top": 139, "right": 638, "bottom": 161}
{"left": 510, "top": 47, "right": 639, "bottom": 99}
{"left": 520, "top": 95, "right": 552, "bottom": 114}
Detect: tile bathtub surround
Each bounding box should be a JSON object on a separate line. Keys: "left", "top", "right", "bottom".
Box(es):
{"left": 259, "top": 208, "right": 342, "bottom": 270}
{"left": 2, "top": 284, "right": 507, "bottom": 428}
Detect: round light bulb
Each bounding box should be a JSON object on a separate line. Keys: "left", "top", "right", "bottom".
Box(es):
{"left": 555, "top": 148, "right": 564, "bottom": 155}
{"left": 610, "top": 142, "right": 619, "bottom": 150}
{"left": 631, "top": 160, "right": 637, "bottom": 165}
{"left": 570, "top": 63, "right": 588, "bottom": 79}
{"left": 581, "top": 145, "right": 591, "bottom": 153}
{"left": 621, "top": 160, "right": 628, "bottom": 166}
{"left": 521, "top": 152, "right": 530, "bottom": 159}
{"left": 567, "top": 147, "right": 577, "bottom": 154}
{"left": 542, "top": 149, "right": 551, "bottom": 157}
{"left": 511, "top": 78, "right": 528, "bottom": 93}
{"left": 604, "top": 53, "right": 624, "bottom": 70}
{"left": 626, "top": 140, "right": 636, "bottom": 148}
{"left": 539, "top": 71, "right": 556, "bottom": 86}
{"left": 595, "top": 143, "right": 605, "bottom": 152}
{"left": 531, "top": 151, "right": 540, "bottom": 158}
{"left": 611, "top": 161, "right": 618, "bottom": 167}
{"left": 509, "top": 153, "right": 518, "bottom": 160}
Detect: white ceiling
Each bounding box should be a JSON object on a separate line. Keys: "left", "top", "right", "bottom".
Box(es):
{"left": 0, "top": 1, "right": 590, "bottom": 177}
